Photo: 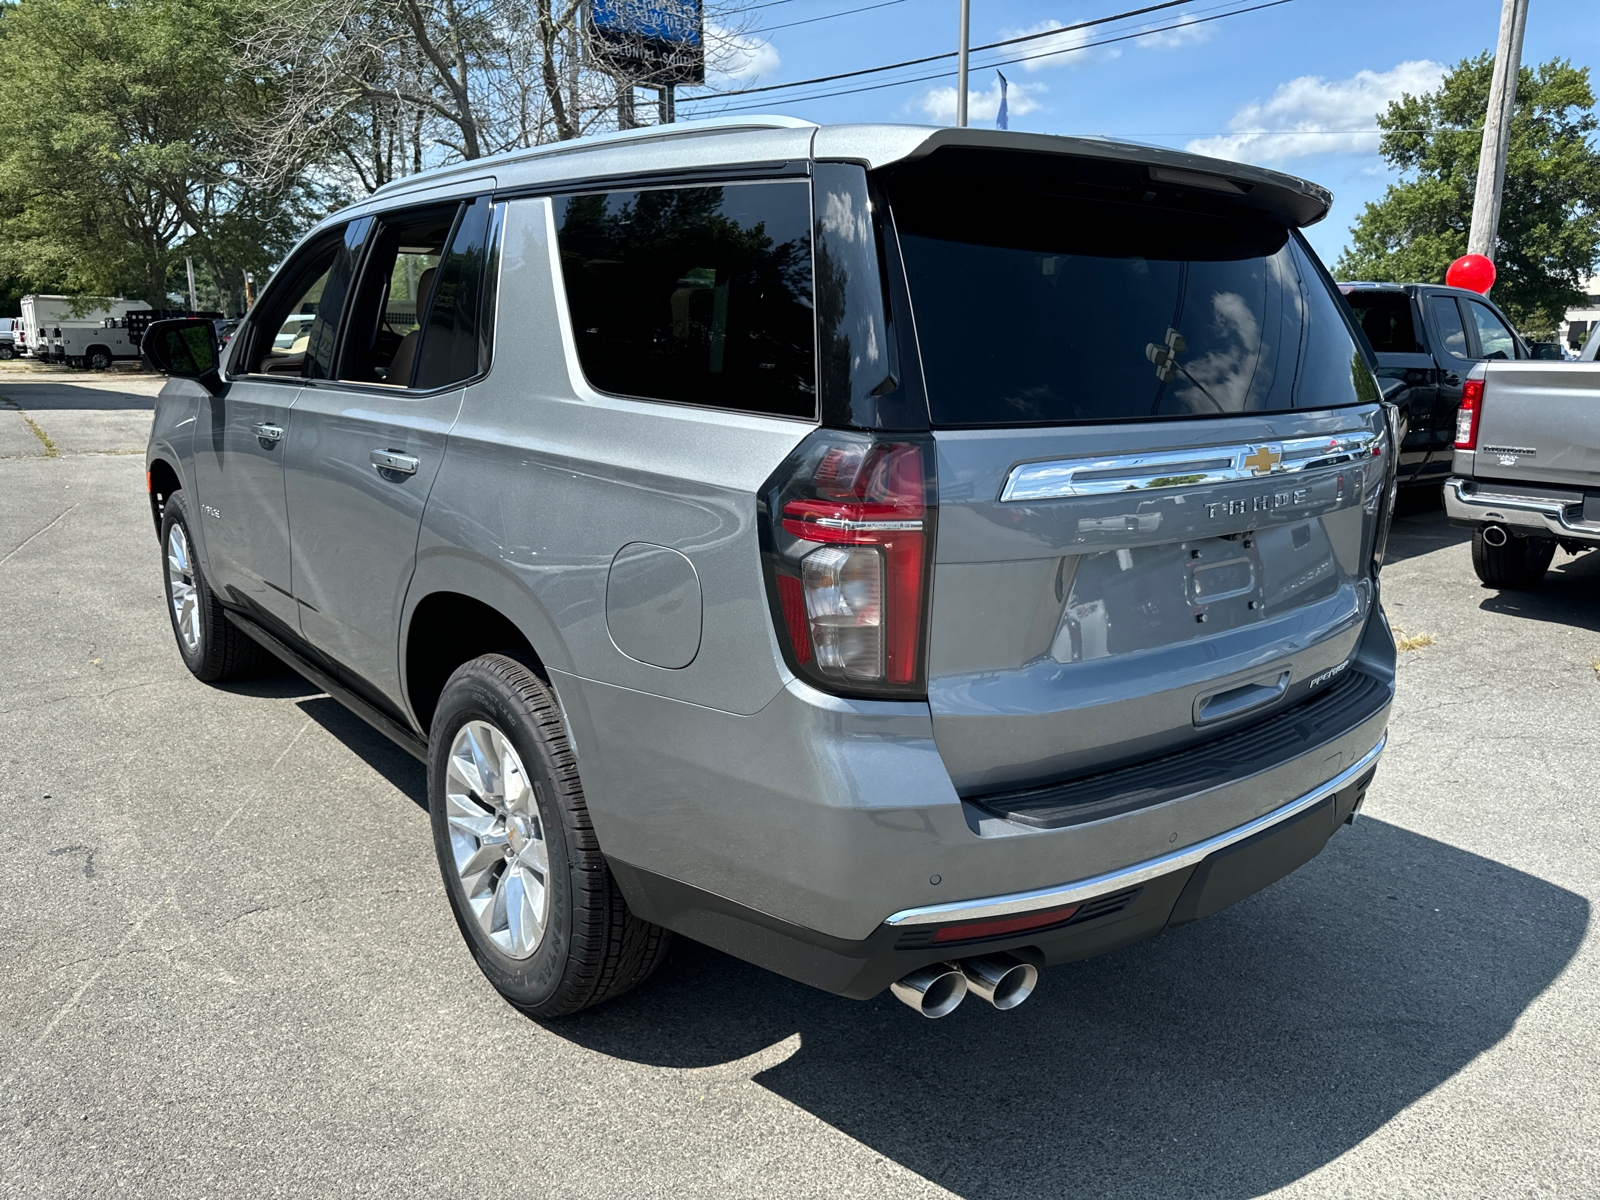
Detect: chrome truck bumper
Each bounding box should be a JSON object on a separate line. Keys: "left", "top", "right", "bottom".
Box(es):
{"left": 1444, "top": 477, "right": 1600, "bottom": 545}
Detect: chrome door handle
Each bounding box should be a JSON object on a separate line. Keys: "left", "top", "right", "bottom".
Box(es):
{"left": 371, "top": 449, "right": 419, "bottom": 475}
{"left": 251, "top": 423, "right": 284, "bottom": 442}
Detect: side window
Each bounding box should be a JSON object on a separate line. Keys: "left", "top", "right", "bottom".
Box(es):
{"left": 415, "top": 196, "right": 492, "bottom": 390}
{"left": 551, "top": 181, "right": 816, "bottom": 419}
{"left": 1428, "top": 295, "right": 1471, "bottom": 361}
{"left": 1349, "top": 293, "right": 1422, "bottom": 353}
{"left": 338, "top": 198, "right": 490, "bottom": 391}
{"left": 242, "top": 222, "right": 362, "bottom": 379}
{"left": 1467, "top": 301, "right": 1519, "bottom": 360}
{"left": 338, "top": 203, "right": 458, "bottom": 387}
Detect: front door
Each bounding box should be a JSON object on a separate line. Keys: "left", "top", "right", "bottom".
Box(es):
{"left": 189, "top": 221, "right": 366, "bottom": 633}
{"left": 283, "top": 196, "right": 494, "bottom": 709}
{"left": 190, "top": 376, "right": 302, "bottom": 628}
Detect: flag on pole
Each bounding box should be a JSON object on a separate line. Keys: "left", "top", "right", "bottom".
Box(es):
{"left": 996, "top": 71, "right": 1009, "bottom": 131}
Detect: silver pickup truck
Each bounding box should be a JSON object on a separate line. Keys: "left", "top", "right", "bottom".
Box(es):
{"left": 1445, "top": 359, "right": 1600, "bottom": 586}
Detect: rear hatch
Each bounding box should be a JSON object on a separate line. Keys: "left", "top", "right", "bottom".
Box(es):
{"left": 882, "top": 147, "right": 1390, "bottom": 797}
{"left": 1469, "top": 361, "right": 1600, "bottom": 489}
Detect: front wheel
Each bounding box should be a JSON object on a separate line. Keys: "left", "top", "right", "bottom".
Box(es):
{"left": 159, "top": 490, "right": 266, "bottom": 681}
{"left": 1471, "top": 529, "right": 1555, "bottom": 589}
{"left": 428, "top": 653, "right": 671, "bottom": 1018}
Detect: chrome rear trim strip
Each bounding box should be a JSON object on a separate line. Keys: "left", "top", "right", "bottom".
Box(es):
{"left": 883, "top": 732, "right": 1387, "bottom": 928}
{"left": 1000, "top": 431, "right": 1380, "bottom": 502}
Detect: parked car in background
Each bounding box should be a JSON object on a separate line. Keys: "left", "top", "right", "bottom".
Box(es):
{"left": 1445, "top": 358, "right": 1600, "bottom": 587}
{"left": 0, "top": 317, "right": 17, "bottom": 359}
{"left": 1338, "top": 282, "right": 1529, "bottom": 490}
{"left": 143, "top": 119, "right": 1397, "bottom": 1021}
{"left": 56, "top": 318, "right": 143, "bottom": 369}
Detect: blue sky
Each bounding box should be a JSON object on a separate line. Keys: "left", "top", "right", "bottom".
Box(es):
{"left": 675, "top": 0, "right": 1600, "bottom": 266}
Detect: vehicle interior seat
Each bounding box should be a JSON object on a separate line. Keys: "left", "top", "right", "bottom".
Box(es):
{"left": 385, "top": 266, "right": 435, "bottom": 387}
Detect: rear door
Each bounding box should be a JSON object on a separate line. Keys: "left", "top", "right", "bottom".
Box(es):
{"left": 1343, "top": 288, "right": 1439, "bottom": 483}
{"left": 884, "top": 150, "right": 1389, "bottom": 796}
{"left": 283, "top": 195, "right": 495, "bottom": 709}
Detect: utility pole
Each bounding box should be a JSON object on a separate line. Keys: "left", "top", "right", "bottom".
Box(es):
{"left": 184, "top": 256, "right": 199, "bottom": 314}
{"left": 1468, "top": 0, "right": 1530, "bottom": 260}
{"left": 955, "top": 0, "right": 971, "bottom": 127}
{"left": 659, "top": 84, "right": 675, "bottom": 125}
{"left": 617, "top": 82, "right": 636, "bottom": 129}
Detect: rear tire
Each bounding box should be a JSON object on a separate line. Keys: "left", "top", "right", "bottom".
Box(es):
{"left": 428, "top": 653, "right": 672, "bottom": 1018}
{"left": 86, "top": 348, "right": 112, "bottom": 370}
{"left": 1471, "top": 529, "right": 1555, "bottom": 589}
{"left": 159, "top": 490, "right": 266, "bottom": 681}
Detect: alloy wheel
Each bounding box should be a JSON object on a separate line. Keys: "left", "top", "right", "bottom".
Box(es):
{"left": 166, "top": 524, "right": 201, "bottom": 653}
{"left": 444, "top": 720, "right": 551, "bottom": 959}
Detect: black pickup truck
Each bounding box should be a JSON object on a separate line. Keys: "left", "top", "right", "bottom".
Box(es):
{"left": 1339, "top": 281, "right": 1531, "bottom": 489}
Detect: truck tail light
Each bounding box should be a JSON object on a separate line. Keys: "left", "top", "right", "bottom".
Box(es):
{"left": 1454, "top": 378, "right": 1484, "bottom": 449}
{"left": 759, "top": 432, "right": 936, "bottom": 698}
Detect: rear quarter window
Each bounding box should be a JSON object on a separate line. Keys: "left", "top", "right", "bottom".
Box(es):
{"left": 552, "top": 181, "right": 816, "bottom": 419}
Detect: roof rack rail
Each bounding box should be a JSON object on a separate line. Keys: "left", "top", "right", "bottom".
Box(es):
{"left": 372, "top": 115, "right": 817, "bottom": 195}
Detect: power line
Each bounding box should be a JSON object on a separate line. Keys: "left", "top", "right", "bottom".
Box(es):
{"left": 692, "top": 0, "right": 1293, "bottom": 113}
{"left": 688, "top": 0, "right": 1195, "bottom": 100}
{"left": 749, "top": 0, "right": 908, "bottom": 36}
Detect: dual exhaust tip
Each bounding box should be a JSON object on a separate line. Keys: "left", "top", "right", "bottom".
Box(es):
{"left": 889, "top": 954, "right": 1039, "bottom": 1018}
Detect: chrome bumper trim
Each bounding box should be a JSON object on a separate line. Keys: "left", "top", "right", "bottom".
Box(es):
{"left": 1443, "top": 477, "right": 1600, "bottom": 542}
{"left": 884, "top": 732, "right": 1388, "bottom": 928}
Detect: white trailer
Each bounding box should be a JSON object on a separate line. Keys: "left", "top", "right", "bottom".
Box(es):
{"left": 19, "top": 295, "right": 141, "bottom": 361}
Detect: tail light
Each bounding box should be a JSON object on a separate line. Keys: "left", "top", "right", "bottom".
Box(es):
{"left": 759, "top": 430, "right": 936, "bottom": 698}
{"left": 1454, "top": 378, "right": 1484, "bottom": 449}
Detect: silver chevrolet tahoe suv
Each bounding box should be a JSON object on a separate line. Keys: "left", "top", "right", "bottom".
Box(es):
{"left": 142, "top": 117, "right": 1397, "bottom": 1020}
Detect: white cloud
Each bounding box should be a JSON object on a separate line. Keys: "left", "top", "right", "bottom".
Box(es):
{"left": 1136, "top": 12, "right": 1214, "bottom": 48}
{"left": 1186, "top": 59, "right": 1445, "bottom": 164}
{"left": 1003, "top": 19, "right": 1116, "bottom": 73}
{"left": 705, "top": 22, "right": 779, "bottom": 83}
{"left": 918, "top": 76, "right": 1046, "bottom": 124}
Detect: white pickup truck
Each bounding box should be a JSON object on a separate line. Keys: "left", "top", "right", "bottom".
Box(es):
{"left": 1445, "top": 359, "right": 1600, "bottom": 587}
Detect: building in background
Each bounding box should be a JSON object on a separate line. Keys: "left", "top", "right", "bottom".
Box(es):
{"left": 1561, "top": 275, "right": 1600, "bottom": 356}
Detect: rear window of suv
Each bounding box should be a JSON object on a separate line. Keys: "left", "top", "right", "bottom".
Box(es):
{"left": 886, "top": 152, "right": 1377, "bottom": 427}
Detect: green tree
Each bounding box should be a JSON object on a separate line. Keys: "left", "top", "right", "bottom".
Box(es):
{"left": 0, "top": 0, "right": 332, "bottom": 313}
{"left": 1336, "top": 54, "right": 1600, "bottom": 335}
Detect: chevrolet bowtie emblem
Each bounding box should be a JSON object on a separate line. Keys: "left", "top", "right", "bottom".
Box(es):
{"left": 1242, "top": 446, "right": 1281, "bottom": 475}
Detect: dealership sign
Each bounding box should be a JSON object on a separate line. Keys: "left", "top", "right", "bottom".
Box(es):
{"left": 586, "top": 0, "right": 705, "bottom": 86}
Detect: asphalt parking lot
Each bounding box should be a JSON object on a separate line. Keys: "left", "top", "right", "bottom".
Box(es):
{"left": 2, "top": 365, "right": 1597, "bottom": 1198}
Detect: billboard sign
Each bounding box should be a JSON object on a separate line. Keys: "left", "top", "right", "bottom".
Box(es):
{"left": 587, "top": 0, "right": 705, "bottom": 86}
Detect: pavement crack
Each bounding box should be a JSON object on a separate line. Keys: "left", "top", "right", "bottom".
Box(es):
{"left": 0, "top": 500, "right": 78, "bottom": 566}
{"left": 0, "top": 395, "right": 57, "bottom": 457}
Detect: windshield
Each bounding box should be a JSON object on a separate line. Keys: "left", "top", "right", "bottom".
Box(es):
{"left": 889, "top": 164, "right": 1376, "bottom": 427}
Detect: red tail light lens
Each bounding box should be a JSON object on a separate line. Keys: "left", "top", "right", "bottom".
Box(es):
{"left": 760, "top": 432, "right": 936, "bottom": 697}
{"left": 1454, "top": 378, "right": 1484, "bottom": 449}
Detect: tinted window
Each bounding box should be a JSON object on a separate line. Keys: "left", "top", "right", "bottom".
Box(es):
{"left": 244, "top": 223, "right": 363, "bottom": 379}
{"left": 898, "top": 224, "right": 1373, "bottom": 426}
{"left": 1466, "top": 300, "right": 1518, "bottom": 360}
{"left": 416, "top": 196, "right": 492, "bottom": 390}
{"left": 552, "top": 182, "right": 816, "bottom": 418}
{"left": 1347, "top": 292, "right": 1423, "bottom": 353}
{"left": 1429, "top": 295, "right": 1470, "bottom": 360}
{"left": 338, "top": 204, "right": 458, "bottom": 387}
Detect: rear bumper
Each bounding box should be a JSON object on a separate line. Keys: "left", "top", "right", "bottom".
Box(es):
{"left": 555, "top": 608, "right": 1395, "bottom": 996}
{"left": 610, "top": 740, "right": 1381, "bottom": 1000}
{"left": 1444, "top": 476, "right": 1600, "bottom": 544}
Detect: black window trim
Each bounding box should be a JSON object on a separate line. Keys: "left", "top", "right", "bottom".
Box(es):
{"left": 541, "top": 174, "right": 823, "bottom": 426}
{"left": 305, "top": 193, "right": 503, "bottom": 401}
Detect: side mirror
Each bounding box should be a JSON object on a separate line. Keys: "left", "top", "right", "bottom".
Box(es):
{"left": 142, "top": 318, "right": 221, "bottom": 392}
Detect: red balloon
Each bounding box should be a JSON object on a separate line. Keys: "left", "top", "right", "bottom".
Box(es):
{"left": 1446, "top": 254, "right": 1496, "bottom": 295}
